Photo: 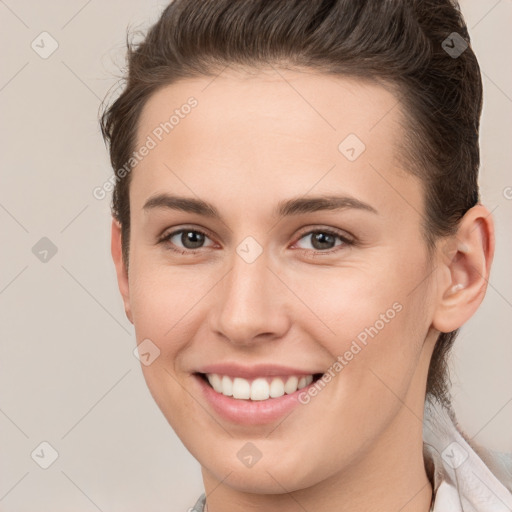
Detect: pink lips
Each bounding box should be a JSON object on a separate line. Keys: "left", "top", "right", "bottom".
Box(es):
{"left": 195, "top": 362, "right": 319, "bottom": 379}
{"left": 192, "top": 363, "right": 322, "bottom": 425}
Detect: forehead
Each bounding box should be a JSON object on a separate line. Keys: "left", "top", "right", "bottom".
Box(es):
{"left": 131, "top": 68, "right": 421, "bottom": 220}
{"left": 137, "top": 67, "right": 403, "bottom": 150}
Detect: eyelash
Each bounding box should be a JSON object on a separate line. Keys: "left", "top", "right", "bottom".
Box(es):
{"left": 157, "top": 226, "right": 355, "bottom": 257}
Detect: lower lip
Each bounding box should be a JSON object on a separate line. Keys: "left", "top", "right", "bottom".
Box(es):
{"left": 193, "top": 374, "right": 316, "bottom": 425}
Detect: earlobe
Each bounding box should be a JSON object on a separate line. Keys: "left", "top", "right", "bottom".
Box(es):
{"left": 432, "top": 204, "right": 495, "bottom": 333}
{"left": 111, "top": 218, "right": 133, "bottom": 324}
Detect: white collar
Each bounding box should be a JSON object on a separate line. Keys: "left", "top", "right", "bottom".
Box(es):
{"left": 423, "top": 393, "right": 512, "bottom": 511}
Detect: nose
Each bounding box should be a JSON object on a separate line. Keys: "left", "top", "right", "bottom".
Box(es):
{"left": 208, "top": 246, "right": 291, "bottom": 347}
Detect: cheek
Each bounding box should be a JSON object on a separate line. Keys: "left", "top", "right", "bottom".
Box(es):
{"left": 127, "top": 267, "right": 193, "bottom": 412}
{"left": 295, "top": 250, "right": 432, "bottom": 391}
{"left": 286, "top": 258, "right": 415, "bottom": 344}
{"left": 128, "top": 260, "right": 203, "bottom": 338}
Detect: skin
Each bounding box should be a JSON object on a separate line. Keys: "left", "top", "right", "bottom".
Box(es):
{"left": 111, "top": 67, "right": 494, "bottom": 511}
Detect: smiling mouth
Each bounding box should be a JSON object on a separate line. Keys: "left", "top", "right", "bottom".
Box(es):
{"left": 196, "top": 372, "right": 324, "bottom": 401}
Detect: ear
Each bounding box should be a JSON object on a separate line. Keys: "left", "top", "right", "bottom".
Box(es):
{"left": 432, "top": 204, "right": 495, "bottom": 333}
{"left": 111, "top": 218, "right": 133, "bottom": 324}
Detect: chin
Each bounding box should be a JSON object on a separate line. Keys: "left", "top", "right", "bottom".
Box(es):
{"left": 209, "top": 464, "right": 315, "bottom": 495}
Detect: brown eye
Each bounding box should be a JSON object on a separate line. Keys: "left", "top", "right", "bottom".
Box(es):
{"left": 159, "top": 228, "right": 214, "bottom": 253}
{"left": 294, "top": 228, "right": 354, "bottom": 253}
{"left": 178, "top": 230, "right": 206, "bottom": 249}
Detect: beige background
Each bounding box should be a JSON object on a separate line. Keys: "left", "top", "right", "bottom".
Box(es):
{"left": 0, "top": 1, "right": 511, "bottom": 510}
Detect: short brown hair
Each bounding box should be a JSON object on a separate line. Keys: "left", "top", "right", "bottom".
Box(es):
{"left": 100, "top": 0, "right": 483, "bottom": 407}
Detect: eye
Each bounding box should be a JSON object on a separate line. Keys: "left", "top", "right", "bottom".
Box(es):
{"left": 158, "top": 228, "right": 215, "bottom": 254}
{"left": 158, "top": 226, "right": 355, "bottom": 256}
{"left": 293, "top": 228, "right": 354, "bottom": 254}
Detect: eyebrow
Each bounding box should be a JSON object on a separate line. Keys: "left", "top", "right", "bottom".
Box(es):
{"left": 143, "top": 193, "right": 378, "bottom": 220}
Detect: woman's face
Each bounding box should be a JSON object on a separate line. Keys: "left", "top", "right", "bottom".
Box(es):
{"left": 117, "top": 69, "right": 441, "bottom": 493}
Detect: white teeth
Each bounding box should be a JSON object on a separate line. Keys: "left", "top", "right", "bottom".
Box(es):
{"left": 284, "top": 376, "right": 298, "bottom": 394}
{"left": 221, "top": 375, "right": 233, "bottom": 396}
{"left": 298, "top": 375, "right": 314, "bottom": 389}
{"left": 232, "top": 377, "right": 251, "bottom": 399}
{"left": 209, "top": 374, "right": 222, "bottom": 393}
{"left": 250, "top": 378, "right": 270, "bottom": 401}
{"left": 205, "top": 373, "right": 315, "bottom": 401}
{"left": 269, "top": 378, "right": 285, "bottom": 398}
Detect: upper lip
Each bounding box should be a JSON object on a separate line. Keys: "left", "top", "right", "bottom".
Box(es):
{"left": 195, "top": 363, "right": 323, "bottom": 379}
